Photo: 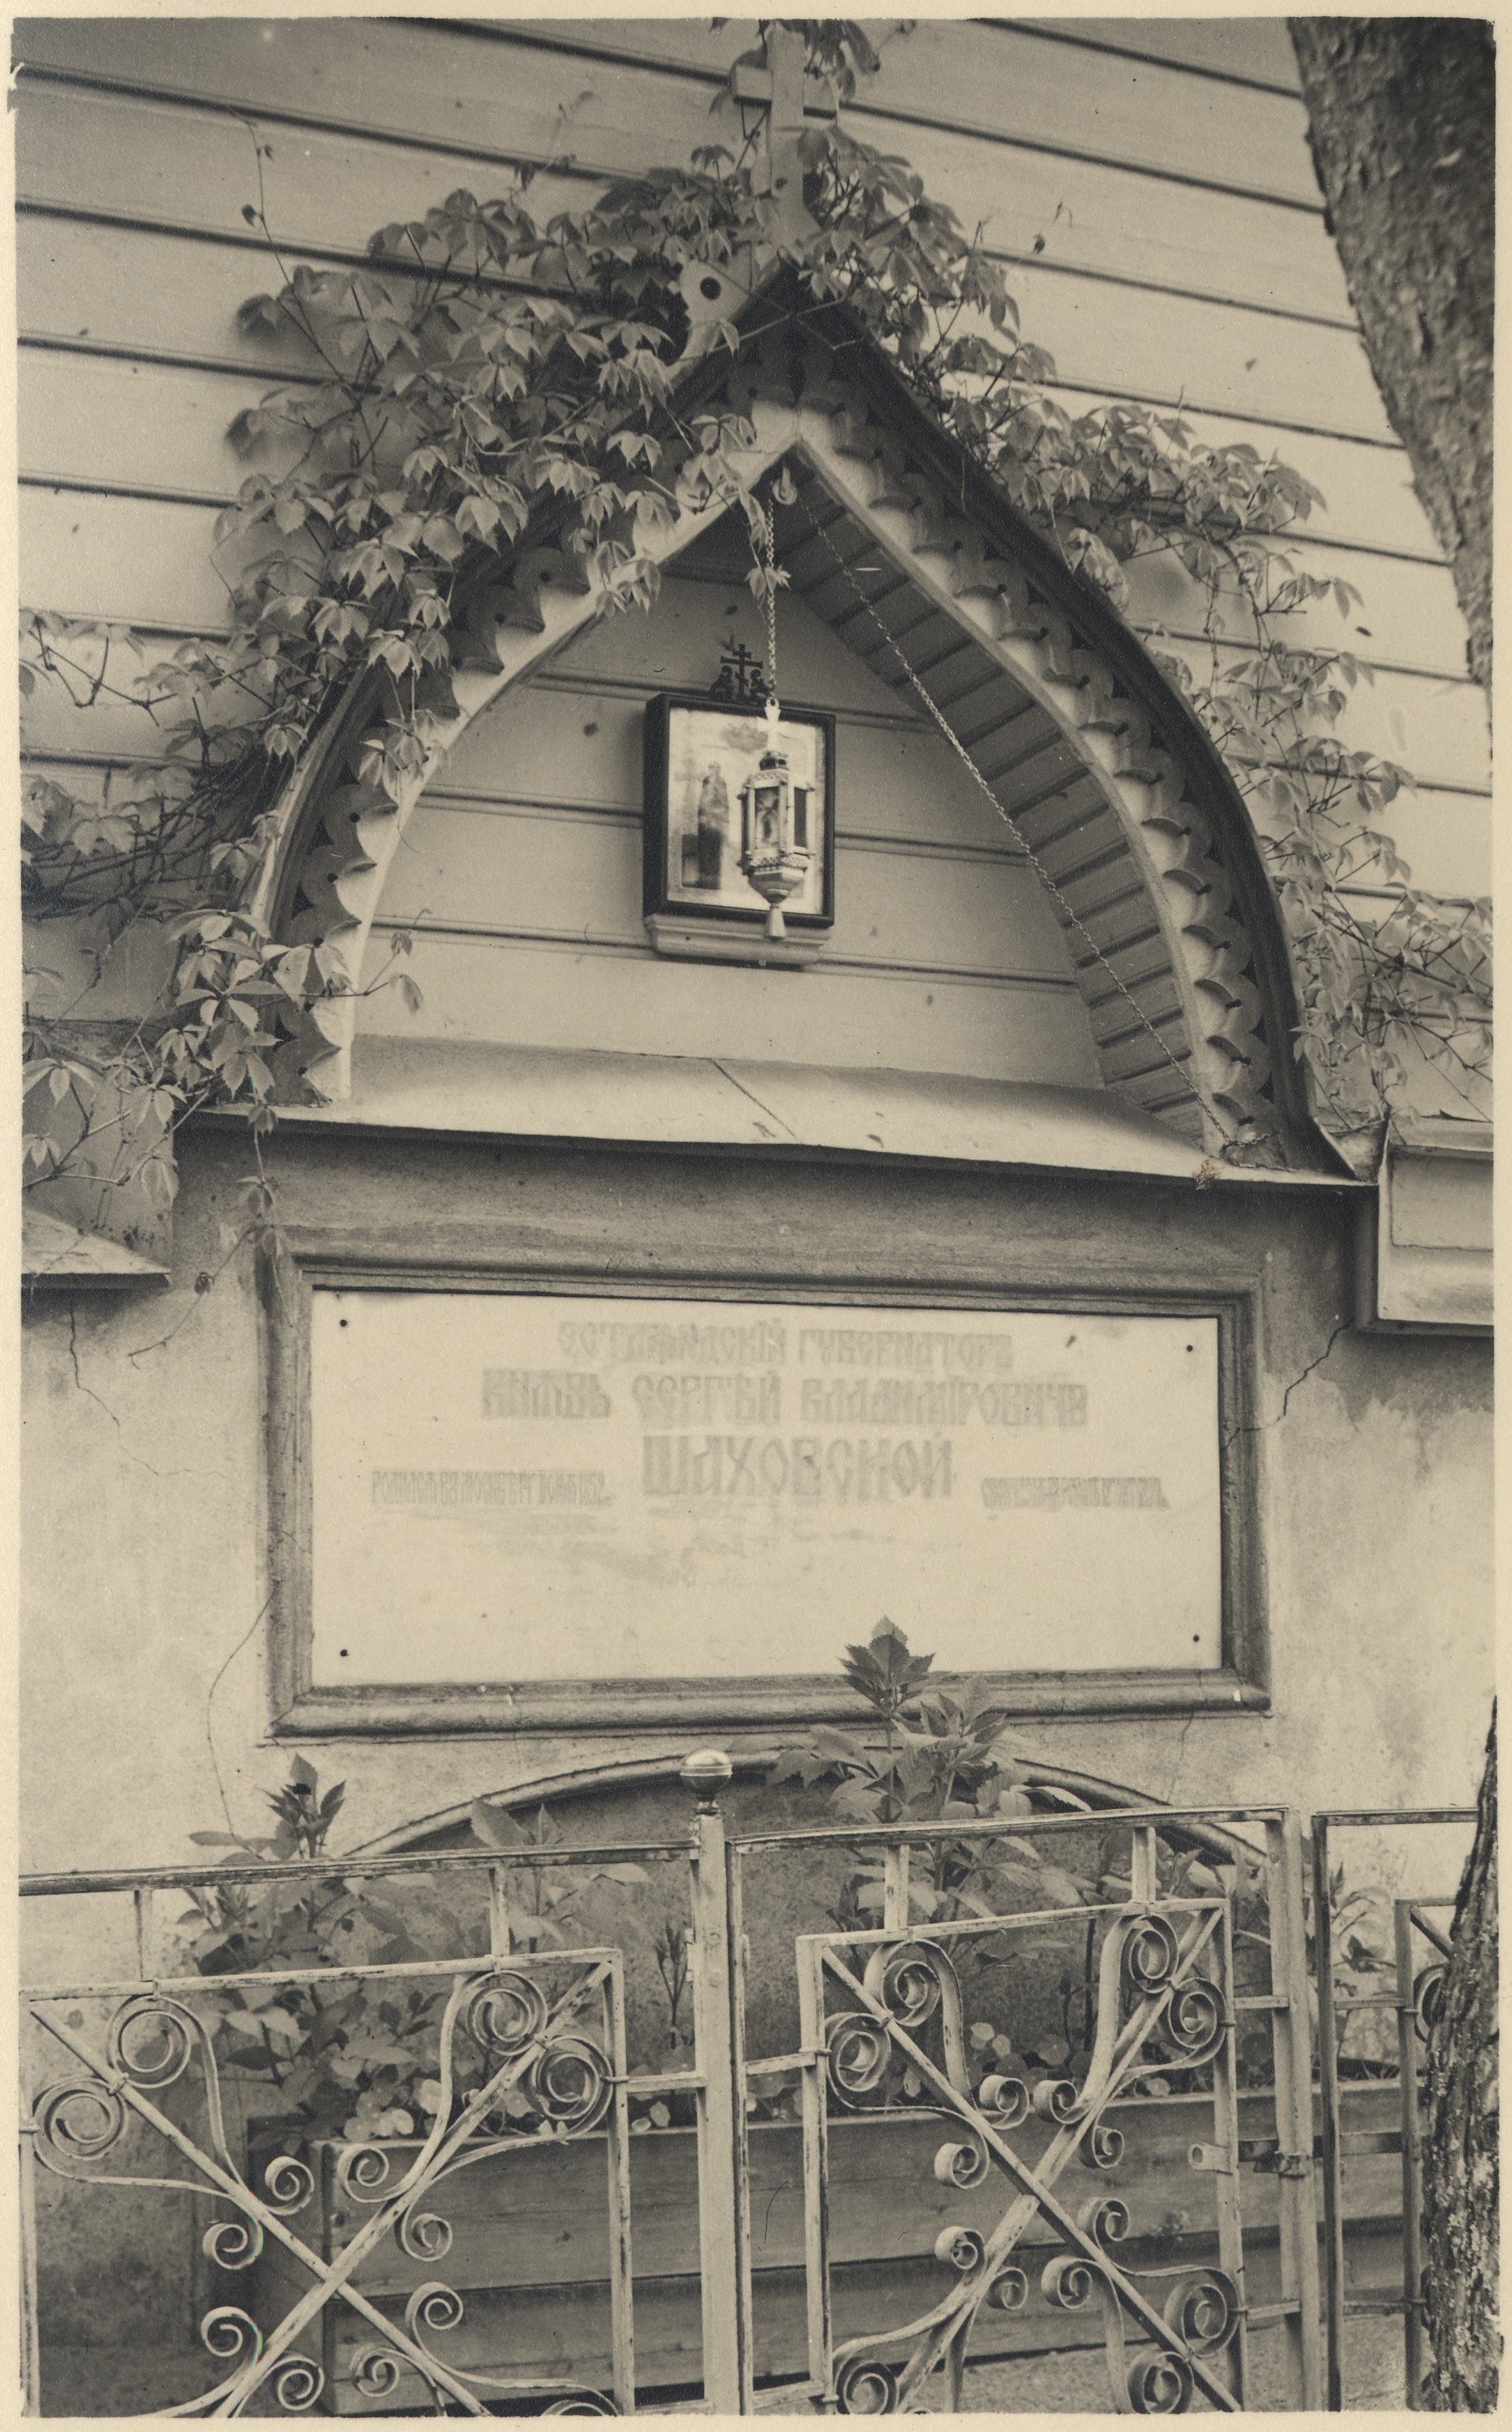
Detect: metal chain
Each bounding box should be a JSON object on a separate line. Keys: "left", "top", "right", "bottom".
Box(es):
{"left": 801, "top": 502, "right": 1237, "bottom": 1140}
{"left": 763, "top": 498, "right": 781, "bottom": 716}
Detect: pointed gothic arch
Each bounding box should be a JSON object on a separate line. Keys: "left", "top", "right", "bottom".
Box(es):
{"left": 251, "top": 281, "right": 1330, "bottom": 1166}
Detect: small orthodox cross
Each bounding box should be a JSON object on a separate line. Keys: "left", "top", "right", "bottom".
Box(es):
{"left": 729, "top": 27, "right": 839, "bottom": 244}
{"left": 711, "top": 640, "right": 769, "bottom": 705}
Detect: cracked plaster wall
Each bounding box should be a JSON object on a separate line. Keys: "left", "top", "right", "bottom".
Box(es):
{"left": 22, "top": 1127, "right": 1491, "bottom": 1917}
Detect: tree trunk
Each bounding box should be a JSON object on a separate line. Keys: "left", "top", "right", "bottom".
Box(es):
{"left": 1421, "top": 1708, "right": 1499, "bottom": 2408}
{"left": 1288, "top": 19, "right": 1494, "bottom": 687}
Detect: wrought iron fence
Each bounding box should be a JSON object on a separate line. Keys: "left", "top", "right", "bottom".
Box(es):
{"left": 720, "top": 1800, "right": 1322, "bottom": 2413}
{"left": 18, "top": 1784, "right": 1470, "bottom": 2415}
{"left": 19, "top": 1837, "right": 692, "bottom": 2418}
{"left": 1310, "top": 1805, "right": 1476, "bottom": 2414}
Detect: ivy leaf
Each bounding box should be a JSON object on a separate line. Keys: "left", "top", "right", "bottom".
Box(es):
{"left": 469, "top": 1800, "right": 527, "bottom": 1851}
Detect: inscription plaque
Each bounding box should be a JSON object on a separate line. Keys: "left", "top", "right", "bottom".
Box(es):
{"left": 310, "top": 1290, "right": 1222, "bottom": 1684}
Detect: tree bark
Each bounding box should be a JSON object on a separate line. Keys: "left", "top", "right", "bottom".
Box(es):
{"left": 1288, "top": 19, "right": 1493, "bottom": 687}
{"left": 1422, "top": 1708, "right": 1499, "bottom": 2408}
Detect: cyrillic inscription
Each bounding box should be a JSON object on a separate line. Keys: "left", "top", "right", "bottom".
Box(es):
{"left": 800, "top": 1378, "right": 1085, "bottom": 1426}
{"left": 633, "top": 1372, "right": 782, "bottom": 1426}
{"left": 642, "top": 1433, "right": 953, "bottom": 1501}
{"left": 559, "top": 1318, "right": 786, "bottom": 1366}
{"left": 312, "top": 1290, "right": 1221, "bottom": 1683}
{"left": 482, "top": 1370, "right": 610, "bottom": 1419}
{"left": 798, "top": 1327, "right": 1014, "bottom": 1373}
{"left": 981, "top": 1476, "right": 1169, "bottom": 1511}
{"left": 373, "top": 1468, "right": 611, "bottom": 1508}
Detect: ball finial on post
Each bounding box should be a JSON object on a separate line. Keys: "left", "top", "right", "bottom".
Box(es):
{"left": 679, "top": 1747, "right": 734, "bottom": 1812}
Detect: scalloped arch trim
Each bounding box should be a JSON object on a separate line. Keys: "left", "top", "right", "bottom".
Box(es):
{"left": 254, "top": 305, "right": 1315, "bottom": 1159}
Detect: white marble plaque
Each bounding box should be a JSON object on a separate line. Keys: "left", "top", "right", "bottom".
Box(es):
{"left": 309, "top": 1289, "right": 1222, "bottom": 1683}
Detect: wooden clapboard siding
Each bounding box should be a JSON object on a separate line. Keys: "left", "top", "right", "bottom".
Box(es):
{"left": 1021, "top": 18, "right": 1302, "bottom": 91}
{"left": 14, "top": 73, "right": 1355, "bottom": 362}
{"left": 22, "top": 473, "right": 1486, "bottom": 810}
{"left": 1124, "top": 545, "right": 1468, "bottom": 683}
{"left": 20, "top": 487, "right": 226, "bottom": 628}
{"left": 18, "top": 271, "right": 1400, "bottom": 469}
{"left": 378, "top": 805, "right": 1067, "bottom": 985}
{"left": 1008, "top": 262, "right": 1385, "bottom": 439}
{"left": 444, "top": 618, "right": 1044, "bottom": 857}
{"left": 25, "top": 348, "right": 1458, "bottom": 697}
{"left": 14, "top": 16, "right": 1326, "bottom": 222}
{"left": 353, "top": 563, "right": 1096, "bottom": 1086}
{"left": 16, "top": 18, "right": 1314, "bottom": 203}
{"left": 1136, "top": 415, "right": 1438, "bottom": 561}
{"left": 463, "top": 18, "right": 1323, "bottom": 204}
{"left": 1247, "top": 789, "right": 1491, "bottom": 908}
{"left": 1147, "top": 637, "right": 1489, "bottom": 795}
{"left": 14, "top": 81, "right": 590, "bottom": 262}
{"left": 14, "top": 12, "right": 1485, "bottom": 953}
{"left": 359, "top": 931, "right": 1096, "bottom": 1089}
{"left": 1358, "top": 791, "right": 1491, "bottom": 900}
{"left": 17, "top": 220, "right": 330, "bottom": 377}
{"left": 18, "top": 350, "right": 303, "bottom": 502}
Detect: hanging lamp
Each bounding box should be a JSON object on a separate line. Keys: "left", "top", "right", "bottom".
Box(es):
{"left": 738, "top": 492, "right": 812, "bottom": 938}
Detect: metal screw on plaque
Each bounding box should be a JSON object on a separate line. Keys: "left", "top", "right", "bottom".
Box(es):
{"left": 679, "top": 1748, "right": 734, "bottom": 1813}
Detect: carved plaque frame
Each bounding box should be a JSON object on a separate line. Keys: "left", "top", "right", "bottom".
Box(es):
{"left": 263, "top": 1231, "right": 1268, "bottom": 1738}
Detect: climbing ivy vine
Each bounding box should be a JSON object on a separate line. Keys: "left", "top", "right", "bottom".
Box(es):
{"left": 21, "top": 20, "right": 1491, "bottom": 1227}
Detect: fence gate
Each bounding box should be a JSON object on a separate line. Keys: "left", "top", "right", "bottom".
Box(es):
{"left": 712, "top": 1800, "right": 1325, "bottom": 2413}
{"left": 19, "top": 1831, "right": 715, "bottom": 2418}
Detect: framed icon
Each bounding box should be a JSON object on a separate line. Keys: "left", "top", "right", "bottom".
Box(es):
{"left": 643, "top": 693, "right": 836, "bottom": 929}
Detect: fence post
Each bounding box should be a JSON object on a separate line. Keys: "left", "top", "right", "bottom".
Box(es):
{"left": 683, "top": 1749, "right": 751, "bottom": 2414}
{"left": 1394, "top": 1900, "right": 1427, "bottom": 2407}
{"left": 1312, "top": 1815, "right": 1346, "bottom": 2410}
{"left": 882, "top": 1845, "right": 910, "bottom": 1932}
{"left": 1274, "top": 1810, "right": 1324, "bottom": 2410}
{"left": 486, "top": 1863, "right": 513, "bottom": 1960}
{"left": 19, "top": 2118, "right": 41, "bottom": 2416}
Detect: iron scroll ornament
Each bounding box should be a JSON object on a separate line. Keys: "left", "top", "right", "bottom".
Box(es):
{"left": 810, "top": 1906, "right": 1242, "bottom": 2412}
{"left": 27, "top": 1962, "right": 624, "bottom": 2417}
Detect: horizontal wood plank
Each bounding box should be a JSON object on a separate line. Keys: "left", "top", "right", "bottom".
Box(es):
{"left": 18, "top": 347, "right": 302, "bottom": 501}
{"left": 15, "top": 81, "right": 587, "bottom": 260}
{"left": 254, "top": 2237, "right": 1345, "bottom": 2408}
{"left": 1149, "top": 633, "right": 1488, "bottom": 791}
{"left": 26, "top": 742, "right": 1481, "bottom": 907}
{"left": 1251, "top": 788, "right": 1491, "bottom": 905}
{"left": 12, "top": 15, "right": 1323, "bottom": 209}
{"left": 465, "top": 18, "right": 1324, "bottom": 206}
{"left": 1140, "top": 410, "right": 1435, "bottom": 560}
{"left": 353, "top": 926, "right": 1101, "bottom": 1088}
{"left": 17, "top": 217, "right": 326, "bottom": 377}
{"left": 20, "top": 486, "right": 228, "bottom": 628}
{"left": 249, "top": 2091, "right": 1403, "bottom": 2294}
{"left": 15, "top": 70, "right": 1353, "bottom": 339}
{"left": 1124, "top": 539, "right": 1471, "bottom": 683}
{"left": 18, "top": 220, "right": 1440, "bottom": 564}
{"left": 1019, "top": 18, "right": 1303, "bottom": 91}
{"left": 239, "top": 2091, "right": 1402, "bottom": 2402}
{"left": 377, "top": 801, "right": 1075, "bottom": 984}
{"left": 1009, "top": 258, "right": 1389, "bottom": 442}
{"left": 426, "top": 664, "right": 1049, "bottom": 861}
